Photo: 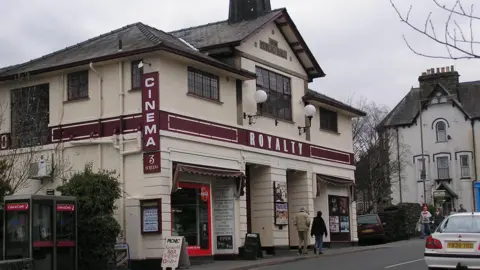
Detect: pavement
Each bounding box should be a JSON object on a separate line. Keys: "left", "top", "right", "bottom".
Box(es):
{"left": 185, "top": 239, "right": 426, "bottom": 270}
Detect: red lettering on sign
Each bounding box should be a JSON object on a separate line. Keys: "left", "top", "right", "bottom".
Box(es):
{"left": 56, "top": 204, "right": 75, "bottom": 212}
{"left": 143, "top": 152, "right": 161, "bottom": 174}
{"left": 6, "top": 203, "right": 29, "bottom": 211}
{"left": 142, "top": 72, "right": 160, "bottom": 152}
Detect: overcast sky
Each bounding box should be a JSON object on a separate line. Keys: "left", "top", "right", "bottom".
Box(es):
{"left": 1, "top": 0, "right": 478, "bottom": 109}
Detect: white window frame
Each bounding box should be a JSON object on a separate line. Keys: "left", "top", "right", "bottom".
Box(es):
{"left": 435, "top": 121, "right": 447, "bottom": 142}
{"left": 460, "top": 155, "right": 470, "bottom": 178}
{"left": 436, "top": 156, "right": 450, "bottom": 179}
{"left": 416, "top": 157, "right": 428, "bottom": 181}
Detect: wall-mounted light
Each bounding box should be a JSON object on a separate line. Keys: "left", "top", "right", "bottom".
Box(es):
{"left": 297, "top": 104, "right": 316, "bottom": 135}
{"left": 138, "top": 60, "right": 151, "bottom": 68}
{"left": 243, "top": 90, "right": 268, "bottom": 125}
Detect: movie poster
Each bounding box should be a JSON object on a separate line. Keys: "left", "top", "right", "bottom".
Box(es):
{"left": 275, "top": 202, "right": 288, "bottom": 225}
{"left": 273, "top": 182, "right": 287, "bottom": 202}
{"left": 329, "top": 216, "right": 339, "bottom": 233}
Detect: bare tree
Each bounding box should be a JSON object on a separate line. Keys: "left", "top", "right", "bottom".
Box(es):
{"left": 0, "top": 72, "right": 71, "bottom": 199}
{"left": 390, "top": 0, "right": 480, "bottom": 59}
{"left": 351, "top": 99, "right": 410, "bottom": 213}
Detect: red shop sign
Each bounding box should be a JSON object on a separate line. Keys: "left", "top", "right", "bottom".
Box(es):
{"left": 6, "top": 203, "right": 29, "bottom": 211}
{"left": 142, "top": 72, "right": 160, "bottom": 152}
{"left": 56, "top": 204, "right": 75, "bottom": 212}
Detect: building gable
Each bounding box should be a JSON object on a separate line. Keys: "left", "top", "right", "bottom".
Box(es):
{"left": 236, "top": 22, "right": 306, "bottom": 77}
{"left": 170, "top": 9, "right": 325, "bottom": 81}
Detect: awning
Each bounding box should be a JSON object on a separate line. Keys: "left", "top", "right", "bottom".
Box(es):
{"left": 172, "top": 163, "right": 244, "bottom": 193}
{"left": 436, "top": 183, "right": 458, "bottom": 198}
{"left": 316, "top": 174, "right": 355, "bottom": 187}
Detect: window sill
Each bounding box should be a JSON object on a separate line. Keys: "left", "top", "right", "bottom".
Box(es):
{"left": 186, "top": 93, "right": 223, "bottom": 105}
{"left": 460, "top": 177, "right": 472, "bottom": 180}
{"left": 63, "top": 97, "right": 90, "bottom": 104}
{"left": 257, "top": 114, "right": 294, "bottom": 124}
{"left": 320, "top": 128, "right": 340, "bottom": 135}
{"left": 435, "top": 141, "right": 448, "bottom": 143}
{"left": 128, "top": 88, "right": 141, "bottom": 93}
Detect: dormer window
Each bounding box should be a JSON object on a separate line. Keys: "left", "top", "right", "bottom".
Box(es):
{"left": 436, "top": 121, "right": 447, "bottom": 142}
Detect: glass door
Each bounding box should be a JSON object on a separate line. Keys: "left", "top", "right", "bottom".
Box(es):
{"left": 171, "top": 182, "right": 211, "bottom": 256}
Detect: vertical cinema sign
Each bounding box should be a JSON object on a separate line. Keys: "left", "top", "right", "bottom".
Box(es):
{"left": 142, "top": 72, "right": 161, "bottom": 174}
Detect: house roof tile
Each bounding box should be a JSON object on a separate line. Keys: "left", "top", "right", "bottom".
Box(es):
{"left": 380, "top": 80, "right": 480, "bottom": 127}
{"left": 0, "top": 22, "right": 256, "bottom": 80}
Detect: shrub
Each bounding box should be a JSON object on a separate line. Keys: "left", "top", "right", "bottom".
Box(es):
{"left": 379, "top": 202, "right": 422, "bottom": 241}
{"left": 57, "top": 164, "right": 122, "bottom": 270}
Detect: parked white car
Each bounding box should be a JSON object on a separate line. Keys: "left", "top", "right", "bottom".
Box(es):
{"left": 424, "top": 212, "right": 480, "bottom": 269}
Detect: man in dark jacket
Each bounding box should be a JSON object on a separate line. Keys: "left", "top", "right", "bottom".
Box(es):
{"left": 310, "top": 211, "right": 327, "bottom": 254}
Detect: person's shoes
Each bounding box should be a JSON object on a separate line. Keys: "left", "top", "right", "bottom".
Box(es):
{"left": 313, "top": 247, "right": 317, "bottom": 254}
{"left": 319, "top": 251, "right": 323, "bottom": 255}
{"left": 298, "top": 248, "right": 302, "bottom": 254}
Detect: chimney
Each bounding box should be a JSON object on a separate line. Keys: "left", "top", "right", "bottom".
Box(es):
{"left": 418, "top": 65, "right": 459, "bottom": 95}
{"left": 228, "top": 0, "right": 272, "bottom": 24}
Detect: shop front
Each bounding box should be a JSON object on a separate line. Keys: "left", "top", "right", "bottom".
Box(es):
{"left": 170, "top": 163, "right": 244, "bottom": 257}
{"left": 314, "top": 173, "right": 355, "bottom": 246}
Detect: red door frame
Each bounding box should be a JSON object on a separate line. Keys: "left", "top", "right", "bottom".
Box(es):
{"left": 171, "top": 182, "right": 212, "bottom": 256}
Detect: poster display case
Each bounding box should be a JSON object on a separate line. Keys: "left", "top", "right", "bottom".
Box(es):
{"left": 328, "top": 195, "right": 350, "bottom": 242}
{"left": 273, "top": 182, "right": 288, "bottom": 227}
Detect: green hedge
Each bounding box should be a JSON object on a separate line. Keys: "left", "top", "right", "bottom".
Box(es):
{"left": 380, "top": 203, "right": 422, "bottom": 241}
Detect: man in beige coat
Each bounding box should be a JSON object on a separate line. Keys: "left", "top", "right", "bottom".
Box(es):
{"left": 294, "top": 207, "right": 310, "bottom": 254}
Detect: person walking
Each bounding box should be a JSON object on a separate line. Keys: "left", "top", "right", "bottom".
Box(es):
{"left": 433, "top": 208, "right": 444, "bottom": 230}
{"left": 294, "top": 207, "right": 310, "bottom": 254}
{"left": 458, "top": 204, "right": 467, "bottom": 212}
{"left": 418, "top": 205, "right": 432, "bottom": 239}
{"left": 310, "top": 211, "right": 327, "bottom": 254}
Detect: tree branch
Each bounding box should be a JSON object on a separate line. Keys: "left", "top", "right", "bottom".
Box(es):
{"left": 390, "top": 0, "right": 480, "bottom": 60}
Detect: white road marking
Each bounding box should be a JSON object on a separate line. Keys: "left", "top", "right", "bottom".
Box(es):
{"left": 384, "top": 258, "right": 424, "bottom": 269}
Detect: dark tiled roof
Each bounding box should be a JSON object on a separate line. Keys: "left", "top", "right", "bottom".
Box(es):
{"left": 170, "top": 8, "right": 325, "bottom": 79}
{"left": 381, "top": 80, "right": 480, "bottom": 127}
{"left": 0, "top": 22, "right": 255, "bottom": 80}
{"left": 303, "top": 89, "right": 366, "bottom": 117}
{"left": 170, "top": 9, "right": 284, "bottom": 49}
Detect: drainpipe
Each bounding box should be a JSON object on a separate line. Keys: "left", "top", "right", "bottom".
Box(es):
{"left": 471, "top": 120, "right": 478, "bottom": 211}
{"left": 118, "top": 60, "right": 127, "bottom": 240}
{"left": 395, "top": 127, "right": 403, "bottom": 203}
{"left": 89, "top": 62, "right": 103, "bottom": 169}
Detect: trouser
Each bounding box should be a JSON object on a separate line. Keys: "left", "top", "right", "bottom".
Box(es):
{"left": 297, "top": 231, "right": 308, "bottom": 253}
{"left": 314, "top": 235, "right": 323, "bottom": 252}
{"left": 421, "top": 223, "right": 431, "bottom": 238}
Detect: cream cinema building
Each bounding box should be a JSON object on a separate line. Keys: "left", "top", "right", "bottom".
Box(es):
{"left": 0, "top": 0, "right": 365, "bottom": 268}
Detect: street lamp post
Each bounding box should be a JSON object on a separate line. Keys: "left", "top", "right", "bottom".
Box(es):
{"left": 418, "top": 94, "right": 456, "bottom": 205}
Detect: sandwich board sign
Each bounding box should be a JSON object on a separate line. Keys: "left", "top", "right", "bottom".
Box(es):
{"left": 161, "top": 236, "right": 190, "bottom": 270}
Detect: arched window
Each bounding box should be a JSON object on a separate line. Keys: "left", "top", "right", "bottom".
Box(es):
{"left": 436, "top": 121, "right": 447, "bottom": 142}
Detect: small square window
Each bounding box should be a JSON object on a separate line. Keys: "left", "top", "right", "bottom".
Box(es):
{"left": 67, "top": 70, "right": 89, "bottom": 100}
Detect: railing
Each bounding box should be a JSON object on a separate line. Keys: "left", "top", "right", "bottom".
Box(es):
{"left": 0, "top": 259, "right": 33, "bottom": 270}
{"left": 437, "top": 167, "right": 450, "bottom": 179}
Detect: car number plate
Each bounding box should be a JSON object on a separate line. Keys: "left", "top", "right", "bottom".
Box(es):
{"left": 362, "top": 229, "right": 374, "bottom": 233}
{"left": 447, "top": 242, "right": 474, "bottom": 249}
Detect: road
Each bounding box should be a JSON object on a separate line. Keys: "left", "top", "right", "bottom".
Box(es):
{"left": 255, "top": 239, "right": 427, "bottom": 270}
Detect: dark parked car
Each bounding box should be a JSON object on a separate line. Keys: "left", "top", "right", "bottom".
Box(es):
{"left": 357, "top": 214, "right": 386, "bottom": 244}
